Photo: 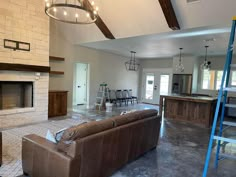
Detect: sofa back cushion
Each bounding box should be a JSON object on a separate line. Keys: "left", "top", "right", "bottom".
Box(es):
{"left": 57, "top": 119, "right": 114, "bottom": 151}
{"left": 57, "top": 109, "right": 158, "bottom": 153}
{"left": 111, "top": 109, "right": 158, "bottom": 127}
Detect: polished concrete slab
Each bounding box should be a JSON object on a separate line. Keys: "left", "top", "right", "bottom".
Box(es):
{"left": 18, "top": 103, "right": 236, "bottom": 177}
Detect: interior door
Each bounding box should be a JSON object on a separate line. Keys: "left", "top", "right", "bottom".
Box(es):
{"left": 142, "top": 71, "right": 171, "bottom": 105}
{"left": 75, "top": 63, "right": 88, "bottom": 105}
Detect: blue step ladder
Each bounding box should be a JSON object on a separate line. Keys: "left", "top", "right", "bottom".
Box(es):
{"left": 202, "top": 17, "right": 236, "bottom": 177}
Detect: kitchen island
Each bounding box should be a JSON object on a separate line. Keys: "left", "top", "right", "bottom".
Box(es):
{"left": 159, "top": 95, "right": 217, "bottom": 128}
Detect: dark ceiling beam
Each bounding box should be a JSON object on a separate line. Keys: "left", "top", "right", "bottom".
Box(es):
{"left": 83, "top": 0, "right": 115, "bottom": 39}
{"left": 95, "top": 16, "right": 115, "bottom": 39}
{"left": 158, "top": 0, "right": 180, "bottom": 30}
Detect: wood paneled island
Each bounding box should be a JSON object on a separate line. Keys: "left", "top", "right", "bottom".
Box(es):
{"left": 159, "top": 95, "right": 217, "bottom": 128}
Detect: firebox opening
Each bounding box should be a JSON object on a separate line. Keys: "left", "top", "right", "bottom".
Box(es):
{"left": 0, "top": 81, "right": 33, "bottom": 110}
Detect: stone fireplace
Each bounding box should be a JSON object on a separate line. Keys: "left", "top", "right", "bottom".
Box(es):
{"left": 0, "top": 0, "right": 49, "bottom": 128}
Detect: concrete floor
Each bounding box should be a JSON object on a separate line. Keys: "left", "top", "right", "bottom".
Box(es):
{"left": 20, "top": 103, "right": 236, "bottom": 177}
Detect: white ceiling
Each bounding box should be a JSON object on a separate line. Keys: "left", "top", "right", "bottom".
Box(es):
{"left": 52, "top": 0, "right": 236, "bottom": 44}
{"left": 81, "top": 25, "right": 231, "bottom": 59}
{"left": 51, "top": 0, "right": 236, "bottom": 59}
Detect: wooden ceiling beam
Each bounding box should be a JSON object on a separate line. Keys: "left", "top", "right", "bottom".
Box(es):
{"left": 158, "top": 0, "right": 180, "bottom": 30}
{"left": 83, "top": 0, "right": 115, "bottom": 39}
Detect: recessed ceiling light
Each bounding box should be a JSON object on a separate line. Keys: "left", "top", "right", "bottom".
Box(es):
{"left": 204, "top": 38, "right": 216, "bottom": 42}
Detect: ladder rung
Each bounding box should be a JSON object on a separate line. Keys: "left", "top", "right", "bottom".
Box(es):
{"left": 223, "top": 87, "right": 236, "bottom": 92}
{"left": 219, "top": 153, "right": 236, "bottom": 160}
{"left": 223, "top": 121, "right": 236, "bottom": 127}
{"left": 213, "top": 136, "right": 236, "bottom": 144}
{"left": 225, "top": 104, "right": 236, "bottom": 108}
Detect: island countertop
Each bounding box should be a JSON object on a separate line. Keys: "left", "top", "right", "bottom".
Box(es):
{"left": 160, "top": 94, "right": 217, "bottom": 103}
{"left": 159, "top": 94, "right": 217, "bottom": 128}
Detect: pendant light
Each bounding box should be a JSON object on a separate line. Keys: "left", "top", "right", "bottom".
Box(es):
{"left": 176, "top": 48, "right": 184, "bottom": 72}
{"left": 44, "top": 0, "right": 99, "bottom": 24}
{"left": 201, "top": 46, "right": 211, "bottom": 70}
{"left": 125, "top": 51, "right": 140, "bottom": 71}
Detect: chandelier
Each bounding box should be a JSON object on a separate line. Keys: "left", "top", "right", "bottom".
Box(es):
{"left": 125, "top": 51, "right": 140, "bottom": 71}
{"left": 201, "top": 46, "right": 211, "bottom": 70}
{"left": 44, "top": 0, "right": 99, "bottom": 24}
{"left": 176, "top": 48, "right": 184, "bottom": 72}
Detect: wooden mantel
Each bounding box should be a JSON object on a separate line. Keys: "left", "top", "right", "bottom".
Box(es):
{"left": 0, "top": 63, "right": 50, "bottom": 73}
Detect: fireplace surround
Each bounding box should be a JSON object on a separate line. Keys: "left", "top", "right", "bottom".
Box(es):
{"left": 0, "top": 71, "right": 49, "bottom": 129}
{"left": 0, "top": 81, "right": 33, "bottom": 110}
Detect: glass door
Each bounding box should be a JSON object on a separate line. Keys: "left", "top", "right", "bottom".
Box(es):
{"left": 142, "top": 71, "right": 171, "bottom": 104}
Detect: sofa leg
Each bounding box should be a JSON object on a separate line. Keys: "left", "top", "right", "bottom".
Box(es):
{"left": 23, "top": 172, "right": 29, "bottom": 176}
{"left": 151, "top": 146, "right": 157, "bottom": 150}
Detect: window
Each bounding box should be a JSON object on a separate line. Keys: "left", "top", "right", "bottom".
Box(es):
{"left": 216, "top": 71, "right": 223, "bottom": 90}
{"left": 145, "top": 74, "right": 154, "bottom": 100}
{"left": 231, "top": 71, "right": 236, "bottom": 86}
{"left": 160, "top": 75, "right": 170, "bottom": 95}
{"left": 202, "top": 70, "right": 223, "bottom": 90}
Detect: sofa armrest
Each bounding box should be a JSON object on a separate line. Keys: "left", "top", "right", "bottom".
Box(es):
{"left": 22, "top": 134, "right": 80, "bottom": 177}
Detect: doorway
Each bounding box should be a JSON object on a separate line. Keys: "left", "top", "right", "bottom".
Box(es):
{"left": 141, "top": 69, "right": 172, "bottom": 105}
{"left": 73, "top": 63, "right": 89, "bottom": 106}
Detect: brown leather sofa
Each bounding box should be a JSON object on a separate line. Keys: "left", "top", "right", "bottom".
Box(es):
{"left": 22, "top": 109, "right": 161, "bottom": 177}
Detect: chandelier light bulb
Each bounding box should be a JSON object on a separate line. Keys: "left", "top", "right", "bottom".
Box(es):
{"left": 86, "top": 13, "right": 90, "bottom": 18}
{"left": 91, "top": 1, "right": 95, "bottom": 6}
{"left": 93, "top": 10, "right": 97, "bottom": 14}
{"left": 53, "top": 7, "right": 57, "bottom": 12}
{"left": 46, "top": 2, "right": 50, "bottom": 7}
{"left": 75, "top": 13, "right": 79, "bottom": 18}
{"left": 45, "top": 0, "right": 48, "bottom": 2}
{"left": 95, "top": 6, "right": 99, "bottom": 11}
{"left": 64, "top": 11, "right": 67, "bottom": 16}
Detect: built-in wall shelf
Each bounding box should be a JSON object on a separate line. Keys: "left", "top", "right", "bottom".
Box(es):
{"left": 50, "top": 71, "right": 64, "bottom": 75}
{"left": 49, "top": 55, "right": 65, "bottom": 76}
{"left": 49, "top": 56, "right": 65, "bottom": 61}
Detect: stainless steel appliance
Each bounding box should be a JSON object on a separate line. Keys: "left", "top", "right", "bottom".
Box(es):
{"left": 172, "top": 74, "right": 192, "bottom": 94}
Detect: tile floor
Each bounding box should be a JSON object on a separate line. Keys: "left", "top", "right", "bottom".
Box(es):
{"left": 14, "top": 103, "right": 236, "bottom": 177}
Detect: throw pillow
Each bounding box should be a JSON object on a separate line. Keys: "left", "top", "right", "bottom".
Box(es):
{"left": 120, "top": 109, "right": 137, "bottom": 115}
{"left": 46, "top": 130, "right": 57, "bottom": 143}
{"left": 57, "top": 122, "right": 87, "bottom": 152}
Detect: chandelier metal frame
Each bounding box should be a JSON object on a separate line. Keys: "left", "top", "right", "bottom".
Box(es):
{"left": 201, "top": 45, "right": 211, "bottom": 71}
{"left": 176, "top": 48, "right": 184, "bottom": 72}
{"left": 45, "top": 0, "right": 99, "bottom": 24}
{"left": 125, "top": 51, "right": 140, "bottom": 71}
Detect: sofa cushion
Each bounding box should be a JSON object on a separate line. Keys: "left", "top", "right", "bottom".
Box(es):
{"left": 111, "top": 109, "right": 158, "bottom": 127}
{"left": 136, "top": 109, "right": 158, "bottom": 120}
{"left": 57, "top": 119, "right": 114, "bottom": 152}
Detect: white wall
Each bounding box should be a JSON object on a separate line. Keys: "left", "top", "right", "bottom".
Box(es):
{"left": 49, "top": 21, "right": 139, "bottom": 108}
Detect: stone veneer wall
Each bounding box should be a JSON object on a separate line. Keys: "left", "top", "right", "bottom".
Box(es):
{"left": 0, "top": 0, "right": 49, "bottom": 128}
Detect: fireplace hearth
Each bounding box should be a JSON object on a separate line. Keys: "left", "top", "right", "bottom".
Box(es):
{"left": 0, "top": 81, "right": 33, "bottom": 110}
